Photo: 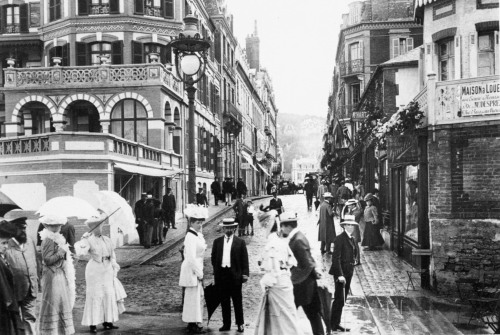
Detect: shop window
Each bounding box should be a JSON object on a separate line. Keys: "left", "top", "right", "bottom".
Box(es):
{"left": 76, "top": 41, "right": 123, "bottom": 65}
{"left": 392, "top": 37, "right": 414, "bottom": 58}
{"left": 48, "top": 45, "right": 70, "bottom": 66}
{"left": 478, "top": 32, "right": 495, "bottom": 76}
{"left": 134, "top": 0, "right": 174, "bottom": 19}
{"left": 404, "top": 165, "right": 418, "bottom": 241}
{"left": 49, "top": 0, "right": 61, "bottom": 22}
{"left": 110, "top": 99, "right": 148, "bottom": 144}
{"left": 438, "top": 39, "right": 455, "bottom": 81}
{"left": 78, "top": 0, "right": 120, "bottom": 15}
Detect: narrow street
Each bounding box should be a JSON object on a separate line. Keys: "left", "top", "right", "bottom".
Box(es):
{"left": 71, "top": 194, "right": 491, "bottom": 334}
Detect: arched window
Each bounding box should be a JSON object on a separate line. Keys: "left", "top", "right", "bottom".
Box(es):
{"left": 111, "top": 99, "right": 148, "bottom": 144}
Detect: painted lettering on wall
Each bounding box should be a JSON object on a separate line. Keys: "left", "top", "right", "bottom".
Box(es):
{"left": 460, "top": 80, "right": 500, "bottom": 116}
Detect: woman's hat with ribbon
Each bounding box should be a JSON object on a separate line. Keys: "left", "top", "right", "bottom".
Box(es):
{"left": 184, "top": 204, "right": 208, "bottom": 221}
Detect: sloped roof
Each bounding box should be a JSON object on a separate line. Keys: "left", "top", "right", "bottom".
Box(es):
{"left": 382, "top": 46, "right": 421, "bottom": 66}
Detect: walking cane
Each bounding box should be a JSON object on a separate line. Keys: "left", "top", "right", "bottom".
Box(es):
{"left": 342, "top": 282, "right": 346, "bottom": 331}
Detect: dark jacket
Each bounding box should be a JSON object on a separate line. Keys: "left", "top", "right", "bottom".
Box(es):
{"left": 134, "top": 199, "right": 147, "bottom": 223}
{"left": 211, "top": 235, "right": 249, "bottom": 285}
{"left": 211, "top": 181, "right": 221, "bottom": 195}
{"left": 222, "top": 180, "right": 234, "bottom": 194}
{"left": 269, "top": 197, "right": 283, "bottom": 215}
{"left": 329, "top": 231, "right": 357, "bottom": 279}
{"left": 304, "top": 181, "right": 314, "bottom": 196}
{"left": 162, "top": 194, "right": 176, "bottom": 213}
{"left": 289, "top": 230, "right": 316, "bottom": 285}
{"left": 236, "top": 180, "right": 247, "bottom": 195}
{"left": 196, "top": 192, "right": 208, "bottom": 206}
{"left": 142, "top": 200, "right": 156, "bottom": 225}
{"left": 5, "top": 238, "right": 40, "bottom": 302}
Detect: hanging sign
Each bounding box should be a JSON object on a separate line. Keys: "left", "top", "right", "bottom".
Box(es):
{"left": 387, "top": 134, "right": 419, "bottom": 165}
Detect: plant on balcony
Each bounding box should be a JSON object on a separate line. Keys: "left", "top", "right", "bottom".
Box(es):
{"left": 372, "top": 101, "right": 424, "bottom": 149}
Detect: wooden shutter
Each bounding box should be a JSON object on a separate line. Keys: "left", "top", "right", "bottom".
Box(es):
{"left": 20, "top": 4, "right": 29, "bottom": 33}
{"left": 214, "top": 32, "right": 221, "bottom": 62}
{"left": 407, "top": 38, "right": 414, "bottom": 53}
{"left": 0, "top": 6, "right": 4, "bottom": 32}
{"left": 78, "top": 0, "right": 89, "bottom": 15}
{"left": 132, "top": 41, "right": 143, "bottom": 64}
{"left": 48, "top": 47, "right": 57, "bottom": 62}
{"left": 109, "top": 0, "right": 119, "bottom": 14}
{"left": 165, "top": 44, "right": 172, "bottom": 64}
{"left": 159, "top": 45, "right": 167, "bottom": 64}
{"left": 392, "top": 38, "right": 399, "bottom": 58}
{"left": 163, "top": 0, "right": 173, "bottom": 18}
{"left": 62, "top": 43, "right": 70, "bottom": 66}
{"left": 111, "top": 40, "right": 123, "bottom": 64}
{"left": 134, "top": 0, "right": 144, "bottom": 15}
{"left": 76, "top": 42, "right": 88, "bottom": 66}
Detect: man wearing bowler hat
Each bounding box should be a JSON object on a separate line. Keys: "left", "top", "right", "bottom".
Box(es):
{"left": 211, "top": 218, "right": 249, "bottom": 333}
{"left": 4, "top": 212, "right": 41, "bottom": 335}
{"left": 329, "top": 215, "right": 359, "bottom": 332}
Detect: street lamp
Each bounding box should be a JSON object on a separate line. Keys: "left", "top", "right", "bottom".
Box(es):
{"left": 169, "top": 13, "right": 210, "bottom": 204}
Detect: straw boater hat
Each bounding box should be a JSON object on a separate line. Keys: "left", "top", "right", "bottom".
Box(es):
{"left": 279, "top": 213, "right": 297, "bottom": 225}
{"left": 364, "top": 193, "right": 374, "bottom": 202}
{"left": 340, "top": 214, "right": 359, "bottom": 226}
{"left": 323, "top": 192, "right": 333, "bottom": 198}
{"left": 219, "top": 218, "right": 238, "bottom": 227}
{"left": 39, "top": 214, "right": 67, "bottom": 227}
{"left": 345, "top": 199, "right": 358, "bottom": 206}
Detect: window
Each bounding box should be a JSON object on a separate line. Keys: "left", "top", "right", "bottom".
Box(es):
{"left": 78, "top": 0, "right": 119, "bottom": 15}
{"left": 49, "top": 0, "right": 61, "bottom": 22}
{"left": 438, "top": 39, "right": 455, "bottom": 81}
{"left": 350, "top": 84, "right": 360, "bottom": 106}
{"left": 392, "top": 37, "right": 414, "bottom": 58}
{"left": 111, "top": 99, "right": 148, "bottom": 144}
{"left": 478, "top": 32, "right": 495, "bottom": 76}
{"left": 349, "top": 42, "right": 360, "bottom": 61}
{"left": 48, "top": 45, "right": 70, "bottom": 66}
{"left": 5, "top": 6, "right": 20, "bottom": 33}
{"left": 0, "top": 4, "right": 30, "bottom": 33}
{"left": 90, "top": 42, "right": 111, "bottom": 65}
{"left": 76, "top": 41, "right": 123, "bottom": 65}
{"left": 131, "top": 42, "right": 172, "bottom": 64}
{"left": 134, "top": 0, "right": 174, "bottom": 18}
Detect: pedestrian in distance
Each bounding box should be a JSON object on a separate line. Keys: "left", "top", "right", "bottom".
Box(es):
{"left": 196, "top": 188, "right": 209, "bottom": 207}
{"left": 38, "top": 214, "right": 75, "bottom": 335}
{"left": 211, "top": 218, "right": 249, "bottom": 333}
{"left": 254, "top": 213, "right": 301, "bottom": 335}
{"left": 304, "top": 177, "right": 315, "bottom": 210}
{"left": 233, "top": 194, "right": 247, "bottom": 236}
{"left": 236, "top": 177, "right": 247, "bottom": 198}
{"left": 152, "top": 199, "right": 163, "bottom": 245}
{"left": 317, "top": 180, "right": 328, "bottom": 203}
{"left": 75, "top": 213, "right": 125, "bottom": 333}
{"left": 318, "top": 192, "right": 336, "bottom": 255}
{"left": 4, "top": 213, "right": 41, "bottom": 335}
{"left": 134, "top": 192, "right": 148, "bottom": 245}
{"left": 211, "top": 177, "right": 221, "bottom": 206}
{"left": 269, "top": 191, "right": 284, "bottom": 216}
{"left": 341, "top": 200, "right": 362, "bottom": 265}
{"left": 162, "top": 187, "right": 177, "bottom": 230}
{"left": 142, "top": 195, "right": 156, "bottom": 249}
{"left": 281, "top": 215, "right": 325, "bottom": 335}
{"left": 329, "top": 216, "right": 359, "bottom": 332}
{"left": 336, "top": 180, "right": 352, "bottom": 215}
{"left": 0, "top": 220, "right": 23, "bottom": 335}
{"left": 179, "top": 205, "right": 208, "bottom": 334}
{"left": 244, "top": 200, "right": 255, "bottom": 236}
{"left": 223, "top": 177, "right": 234, "bottom": 206}
{"left": 361, "top": 193, "right": 385, "bottom": 251}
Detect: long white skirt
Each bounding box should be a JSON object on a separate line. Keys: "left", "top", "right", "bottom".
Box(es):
{"left": 182, "top": 282, "right": 203, "bottom": 323}
{"left": 82, "top": 260, "right": 119, "bottom": 325}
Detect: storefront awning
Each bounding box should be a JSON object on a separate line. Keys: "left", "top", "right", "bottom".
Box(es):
{"left": 241, "top": 152, "right": 258, "bottom": 171}
{"left": 257, "top": 163, "right": 271, "bottom": 176}
{"left": 114, "top": 163, "right": 183, "bottom": 178}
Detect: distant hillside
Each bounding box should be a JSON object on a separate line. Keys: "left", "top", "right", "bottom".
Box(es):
{"left": 277, "top": 113, "right": 325, "bottom": 173}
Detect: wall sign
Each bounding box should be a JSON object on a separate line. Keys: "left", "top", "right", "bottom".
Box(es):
{"left": 387, "top": 134, "right": 419, "bottom": 165}
{"left": 460, "top": 80, "right": 500, "bottom": 117}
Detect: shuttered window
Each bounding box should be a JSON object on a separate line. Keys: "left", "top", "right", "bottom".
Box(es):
{"left": 438, "top": 39, "right": 455, "bottom": 81}
{"left": 78, "top": 0, "right": 119, "bottom": 15}
{"left": 48, "top": 45, "right": 70, "bottom": 66}
{"left": 49, "top": 0, "right": 61, "bottom": 22}
{"left": 75, "top": 41, "right": 122, "bottom": 65}
{"left": 392, "top": 37, "right": 414, "bottom": 58}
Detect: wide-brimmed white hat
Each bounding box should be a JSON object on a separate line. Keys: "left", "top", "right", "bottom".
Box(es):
{"left": 184, "top": 204, "right": 208, "bottom": 220}
{"left": 340, "top": 214, "right": 359, "bottom": 226}
{"left": 219, "top": 218, "right": 238, "bottom": 227}
{"left": 39, "top": 214, "right": 67, "bottom": 226}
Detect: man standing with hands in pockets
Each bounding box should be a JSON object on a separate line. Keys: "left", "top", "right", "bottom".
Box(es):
{"left": 329, "top": 214, "right": 359, "bottom": 332}
{"left": 211, "top": 218, "right": 249, "bottom": 333}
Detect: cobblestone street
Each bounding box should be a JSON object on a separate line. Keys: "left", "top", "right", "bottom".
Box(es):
{"left": 71, "top": 195, "right": 493, "bottom": 334}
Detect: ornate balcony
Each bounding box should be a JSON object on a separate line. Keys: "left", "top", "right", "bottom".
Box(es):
{"left": 90, "top": 4, "right": 110, "bottom": 14}
{"left": 223, "top": 100, "right": 242, "bottom": 136}
{"left": 339, "top": 59, "right": 364, "bottom": 77}
{"left": 3, "top": 63, "right": 182, "bottom": 97}
{"left": 2, "top": 24, "right": 20, "bottom": 34}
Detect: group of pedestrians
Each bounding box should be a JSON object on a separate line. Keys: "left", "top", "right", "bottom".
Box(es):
{"left": 0, "top": 211, "right": 126, "bottom": 335}
{"left": 214, "top": 177, "right": 248, "bottom": 207}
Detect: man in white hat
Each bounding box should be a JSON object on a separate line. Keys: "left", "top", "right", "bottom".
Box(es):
{"left": 328, "top": 215, "right": 359, "bottom": 332}
{"left": 318, "top": 192, "right": 336, "bottom": 254}
{"left": 211, "top": 218, "right": 249, "bottom": 333}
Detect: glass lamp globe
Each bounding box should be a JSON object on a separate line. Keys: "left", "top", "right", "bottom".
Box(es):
{"left": 180, "top": 54, "right": 201, "bottom": 76}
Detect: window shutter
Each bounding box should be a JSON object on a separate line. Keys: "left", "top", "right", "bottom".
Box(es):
{"left": 78, "top": 0, "right": 89, "bottom": 15}
{"left": 0, "top": 6, "right": 4, "bottom": 32}
{"left": 163, "top": 0, "right": 174, "bottom": 18}
{"left": 76, "top": 42, "right": 88, "bottom": 66}
{"left": 165, "top": 44, "right": 172, "bottom": 64}
{"left": 62, "top": 43, "right": 70, "bottom": 66}
{"left": 407, "top": 38, "right": 414, "bottom": 53}
{"left": 358, "top": 40, "right": 363, "bottom": 59}
{"left": 159, "top": 45, "right": 167, "bottom": 64}
{"left": 20, "top": 4, "right": 29, "bottom": 33}
{"left": 134, "top": 0, "right": 144, "bottom": 15}
{"left": 109, "top": 0, "right": 119, "bottom": 14}
{"left": 132, "top": 41, "right": 143, "bottom": 64}
{"left": 49, "top": 47, "right": 57, "bottom": 62}
{"left": 214, "top": 32, "right": 221, "bottom": 62}
{"left": 392, "top": 38, "right": 399, "bottom": 58}
{"left": 111, "top": 40, "right": 123, "bottom": 64}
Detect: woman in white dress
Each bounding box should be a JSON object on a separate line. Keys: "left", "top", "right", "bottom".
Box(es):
{"left": 254, "top": 214, "right": 301, "bottom": 335}
{"left": 75, "top": 214, "right": 125, "bottom": 333}
{"left": 179, "top": 205, "right": 208, "bottom": 334}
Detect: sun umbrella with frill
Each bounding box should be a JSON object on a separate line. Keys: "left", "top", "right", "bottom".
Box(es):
{"left": 36, "top": 196, "right": 99, "bottom": 219}
{"left": 95, "top": 191, "right": 137, "bottom": 236}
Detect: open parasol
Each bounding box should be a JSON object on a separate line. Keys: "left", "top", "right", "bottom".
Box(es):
{"left": 0, "top": 190, "right": 21, "bottom": 217}
{"left": 317, "top": 284, "right": 333, "bottom": 333}
{"left": 36, "top": 196, "right": 99, "bottom": 219}
{"left": 204, "top": 283, "right": 221, "bottom": 326}
{"left": 95, "top": 191, "right": 137, "bottom": 235}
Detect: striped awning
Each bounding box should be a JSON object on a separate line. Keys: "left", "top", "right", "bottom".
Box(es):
{"left": 414, "top": 0, "right": 438, "bottom": 8}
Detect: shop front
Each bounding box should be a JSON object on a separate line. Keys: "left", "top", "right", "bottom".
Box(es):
{"left": 388, "top": 132, "right": 430, "bottom": 287}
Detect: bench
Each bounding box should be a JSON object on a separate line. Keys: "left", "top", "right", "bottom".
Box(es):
{"left": 406, "top": 248, "right": 432, "bottom": 291}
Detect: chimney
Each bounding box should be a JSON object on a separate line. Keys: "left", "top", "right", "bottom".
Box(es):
{"left": 246, "top": 20, "right": 260, "bottom": 70}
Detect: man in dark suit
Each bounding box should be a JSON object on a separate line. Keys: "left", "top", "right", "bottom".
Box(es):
{"left": 236, "top": 177, "right": 247, "bottom": 198}
{"left": 211, "top": 177, "right": 221, "bottom": 206}
{"left": 269, "top": 191, "right": 283, "bottom": 216}
{"left": 211, "top": 218, "right": 249, "bottom": 333}
{"left": 304, "top": 177, "right": 315, "bottom": 210}
{"left": 328, "top": 215, "right": 359, "bottom": 332}
{"left": 281, "top": 215, "right": 324, "bottom": 335}
{"left": 162, "top": 188, "right": 177, "bottom": 230}
{"left": 134, "top": 192, "right": 148, "bottom": 245}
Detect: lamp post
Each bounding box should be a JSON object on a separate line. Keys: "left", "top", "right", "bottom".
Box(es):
{"left": 169, "top": 13, "right": 210, "bottom": 204}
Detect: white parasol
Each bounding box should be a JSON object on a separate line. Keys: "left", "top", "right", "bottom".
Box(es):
{"left": 36, "top": 196, "right": 99, "bottom": 219}
{"left": 95, "top": 191, "right": 137, "bottom": 235}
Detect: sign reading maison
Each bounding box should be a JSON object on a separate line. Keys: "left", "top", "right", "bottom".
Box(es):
{"left": 460, "top": 80, "right": 500, "bottom": 117}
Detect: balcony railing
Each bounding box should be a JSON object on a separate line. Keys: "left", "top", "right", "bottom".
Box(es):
{"left": 3, "top": 63, "right": 182, "bottom": 96}
{"left": 223, "top": 100, "right": 242, "bottom": 125}
{"left": 90, "top": 4, "right": 110, "bottom": 14}
{"left": 0, "top": 132, "right": 181, "bottom": 168}
{"left": 339, "top": 59, "right": 364, "bottom": 76}
{"left": 2, "top": 24, "right": 20, "bottom": 34}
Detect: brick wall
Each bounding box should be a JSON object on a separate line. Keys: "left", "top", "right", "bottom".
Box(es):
{"left": 370, "top": 29, "right": 391, "bottom": 65}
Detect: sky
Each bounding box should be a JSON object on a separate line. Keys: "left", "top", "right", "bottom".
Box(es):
{"left": 227, "top": 0, "right": 352, "bottom": 119}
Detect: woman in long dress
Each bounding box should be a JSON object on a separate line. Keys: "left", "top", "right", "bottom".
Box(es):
{"left": 75, "top": 214, "right": 124, "bottom": 333}
{"left": 179, "top": 205, "right": 208, "bottom": 334}
{"left": 254, "top": 215, "right": 301, "bottom": 335}
{"left": 361, "top": 193, "right": 385, "bottom": 250}
{"left": 38, "top": 214, "right": 75, "bottom": 335}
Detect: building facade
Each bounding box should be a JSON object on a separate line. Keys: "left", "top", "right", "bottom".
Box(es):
{"left": 291, "top": 157, "right": 320, "bottom": 184}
